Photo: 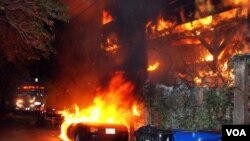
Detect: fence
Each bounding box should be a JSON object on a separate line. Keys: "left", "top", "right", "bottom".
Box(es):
{"left": 232, "top": 54, "right": 250, "bottom": 124}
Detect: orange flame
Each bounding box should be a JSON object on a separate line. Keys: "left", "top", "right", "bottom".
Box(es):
{"left": 193, "top": 59, "right": 236, "bottom": 86}
{"left": 147, "top": 61, "right": 160, "bottom": 72}
{"left": 183, "top": 16, "right": 213, "bottom": 31}
{"left": 225, "top": 0, "right": 248, "bottom": 6}
{"left": 102, "top": 10, "right": 113, "bottom": 25}
{"left": 59, "top": 73, "right": 143, "bottom": 141}
{"left": 146, "top": 15, "right": 174, "bottom": 34}
{"left": 167, "top": 7, "right": 246, "bottom": 35}
{"left": 156, "top": 15, "right": 174, "bottom": 31}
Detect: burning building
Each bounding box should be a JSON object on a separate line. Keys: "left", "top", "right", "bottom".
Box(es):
{"left": 53, "top": 0, "right": 250, "bottom": 140}
{"left": 100, "top": 1, "right": 249, "bottom": 88}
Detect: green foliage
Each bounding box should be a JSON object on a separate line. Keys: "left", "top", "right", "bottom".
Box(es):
{"left": 143, "top": 84, "right": 233, "bottom": 131}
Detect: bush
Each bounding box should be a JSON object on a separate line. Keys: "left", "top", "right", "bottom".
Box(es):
{"left": 143, "top": 83, "right": 233, "bottom": 131}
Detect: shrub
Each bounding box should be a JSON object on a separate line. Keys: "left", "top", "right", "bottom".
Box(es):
{"left": 143, "top": 83, "right": 233, "bottom": 131}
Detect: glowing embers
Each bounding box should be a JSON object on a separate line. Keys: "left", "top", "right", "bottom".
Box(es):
{"left": 59, "top": 72, "right": 143, "bottom": 141}
{"left": 102, "top": 10, "right": 113, "bottom": 25}
{"left": 147, "top": 61, "right": 160, "bottom": 72}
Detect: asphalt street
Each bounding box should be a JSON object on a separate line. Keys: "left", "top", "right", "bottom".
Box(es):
{"left": 0, "top": 112, "right": 61, "bottom": 141}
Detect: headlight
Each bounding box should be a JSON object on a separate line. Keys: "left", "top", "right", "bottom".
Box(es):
{"left": 34, "top": 101, "right": 42, "bottom": 106}
{"left": 16, "top": 99, "right": 23, "bottom": 104}
{"left": 16, "top": 102, "right": 23, "bottom": 107}
{"left": 16, "top": 99, "right": 24, "bottom": 107}
{"left": 29, "top": 97, "right": 36, "bottom": 103}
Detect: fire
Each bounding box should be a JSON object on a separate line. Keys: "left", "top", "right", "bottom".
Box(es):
{"left": 225, "top": 0, "right": 248, "bottom": 6}
{"left": 147, "top": 61, "right": 160, "bottom": 72}
{"left": 104, "top": 37, "right": 119, "bottom": 53}
{"left": 192, "top": 60, "right": 235, "bottom": 86}
{"left": 194, "top": 77, "right": 202, "bottom": 85}
{"left": 143, "top": 2, "right": 248, "bottom": 87}
{"left": 101, "top": 34, "right": 120, "bottom": 53}
{"left": 183, "top": 16, "right": 213, "bottom": 31}
{"left": 146, "top": 7, "right": 247, "bottom": 40}
{"left": 155, "top": 15, "right": 174, "bottom": 31}
{"left": 204, "top": 54, "right": 213, "bottom": 61}
{"left": 146, "top": 15, "right": 174, "bottom": 34}
{"left": 102, "top": 10, "right": 113, "bottom": 25}
{"left": 132, "top": 104, "right": 140, "bottom": 116}
{"left": 59, "top": 73, "right": 143, "bottom": 141}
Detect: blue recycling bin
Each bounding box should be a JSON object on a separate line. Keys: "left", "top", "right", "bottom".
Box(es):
{"left": 172, "top": 130, "right": 221, "bottom": 141}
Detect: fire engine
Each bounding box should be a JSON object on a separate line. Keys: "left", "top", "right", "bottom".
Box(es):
{"left": 15, "top": 79, "right": 45, "bottom": 111}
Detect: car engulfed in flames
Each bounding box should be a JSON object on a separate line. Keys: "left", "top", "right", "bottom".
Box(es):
{"left": 59, "top": 72, "right": 144, "bottom": 141}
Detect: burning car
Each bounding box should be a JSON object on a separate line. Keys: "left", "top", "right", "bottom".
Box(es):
{"left": 66, "top": 123, "right": 129, "bottom": 141}
{"left": 58, "top": 73, "right": 144, "bottom": 141}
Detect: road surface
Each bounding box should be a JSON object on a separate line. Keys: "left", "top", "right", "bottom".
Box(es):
{"left": 0, "top": 112, "right": 61, "bottom": 141}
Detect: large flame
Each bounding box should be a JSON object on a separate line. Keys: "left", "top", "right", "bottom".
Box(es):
{"left": 146, "top": 7, "right": 247, "bottom": 40}
{"left": 59, "top": 72, "right": 143, "bottom": 141}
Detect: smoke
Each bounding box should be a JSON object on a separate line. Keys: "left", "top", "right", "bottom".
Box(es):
{"left": 105, "top": 0, "right": 166, "bottom": 95}
{"left": 47, "top": 0, "right": 106, "bottom": 108}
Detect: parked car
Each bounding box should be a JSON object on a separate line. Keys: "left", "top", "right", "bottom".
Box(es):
{"left": 37, "top": 106, "right": 63, "bottom": 127}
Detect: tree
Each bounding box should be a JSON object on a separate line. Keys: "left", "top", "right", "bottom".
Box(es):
{"left": 0, "top": 0, "right": 68, "bottom": 114}
{"left": 0, "top": 0, "right": 68, "bottom": 62}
